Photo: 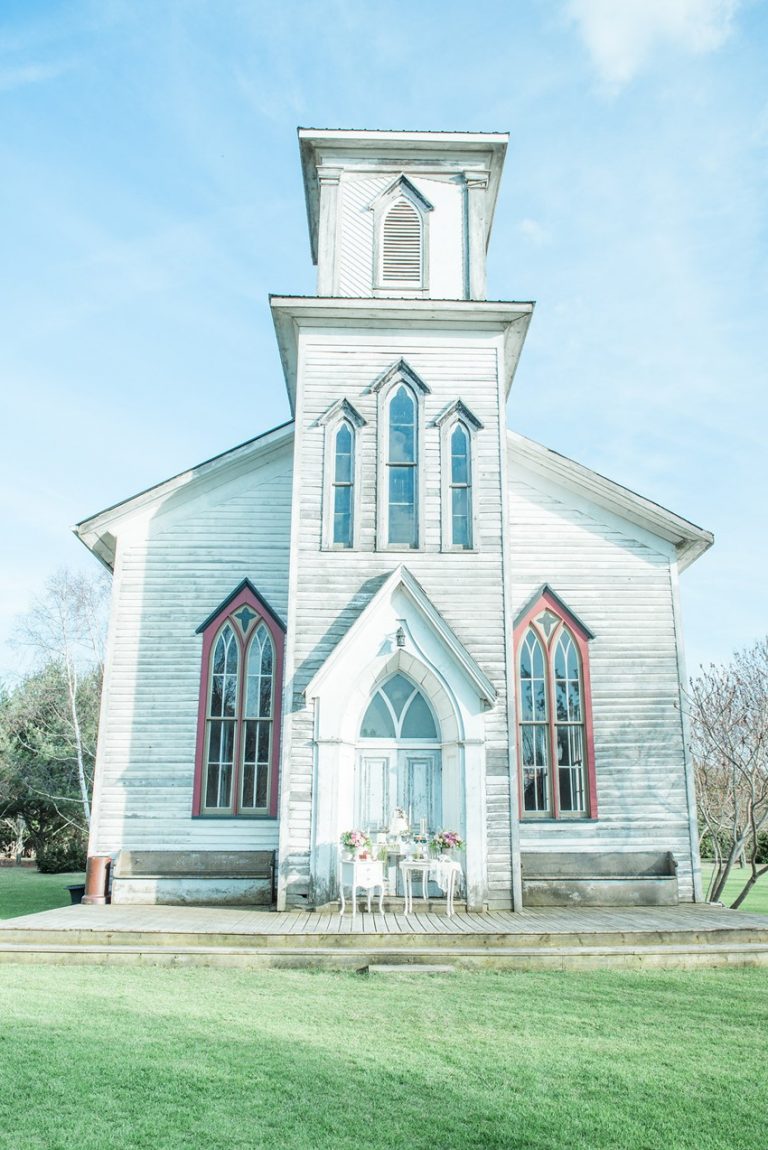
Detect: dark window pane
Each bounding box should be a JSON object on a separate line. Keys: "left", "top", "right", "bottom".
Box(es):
{"left": 360, "top": 693, "right": 396, "bottom": 738}
{"left": 259, "top": 679, "right": 272, "bottom": 718}
{"left": 451, "top": 425, "right": 469, "bottom": 483}
{"left": 452, "top": 487, "right": 470, "bottom": 547}
{"left": 260, "top": 636, "right": 273, "bottom": 675}
{"left": 520, "top": 680, "right": 533, "bottom": 722}
{"left": 243, "top": 720, "right": 256, "bottom": 764}
{"left": 389, "top": 502, "right": 416, "bottom": 546}
{"left": 211, "top": 675, "right": 223, "bottom": 716}
{"left": 241, "top": 763, "right": 255, "bottom": 808}
{"left": 333, "top": 484, "right": 352, "bottom": 546}
{"left": 257, "top": 721, "right": 271, "bottom": 764}
{"left": 223, "top": 628, "right": 238, "bottom": 674}
{"left": 556, "top": 682, "right": 568, "bottom": 722}
{"left": 222, "top": 675, "right": 237, "bottom": 718}
{"left": 256, "top": 764, "right": 268, "bottom": 808}
{"left": 212, "top": 634, "right": 226, "bottom": 675}
{"left": 335, "top": 423, "right": 353, "bottom": 482}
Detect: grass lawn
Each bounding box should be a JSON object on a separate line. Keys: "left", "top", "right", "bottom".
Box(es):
{"left": 0, "top": 964, "right": 766, "bottom": 1150}
{"left": 0, "top": 867, "right": 85, "bottom": 920}
{"left": 1, "top": 871, "right": 767, "bottom": 1150}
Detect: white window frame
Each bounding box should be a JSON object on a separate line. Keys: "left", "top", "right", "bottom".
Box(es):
{"left": 435, "top": 400, "right": 483, "bottom": 552}
{"left": 369, "top": 175, "right": 433, "bottom": 296}
{"left": 370, "top": 360, "right": 430, "bottom": 551}
{"left": 318, "top": 398, "right": 366, "bottom": 551}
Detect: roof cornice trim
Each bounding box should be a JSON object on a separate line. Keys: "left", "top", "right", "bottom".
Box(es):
{"left": 508, "top": 429, "right": 713, "bottom": 570}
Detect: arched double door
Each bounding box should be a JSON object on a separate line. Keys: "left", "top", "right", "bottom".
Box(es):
{"left": 355, "top": 673, "right": 442, "bottom": 835}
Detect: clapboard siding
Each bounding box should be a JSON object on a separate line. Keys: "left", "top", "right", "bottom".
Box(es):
{"left": 89, "top": 441, "right": 293, "bottom": 856}
{"left": 507, "top": 456, "right": 695, "bottom": 898}
{"left": 283, "top": 328, "right": 512, "bottom": 899}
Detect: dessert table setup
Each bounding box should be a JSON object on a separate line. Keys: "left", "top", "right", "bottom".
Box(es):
{"left": 338, "top": 816, "right": 464, "bottom": 918}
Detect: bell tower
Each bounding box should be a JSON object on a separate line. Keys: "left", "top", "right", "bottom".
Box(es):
{"left": 298, "top": 128, "right": 508, "bottom": 301}
{"left": 272, "top": 128, "right": 533, "bottom": 913}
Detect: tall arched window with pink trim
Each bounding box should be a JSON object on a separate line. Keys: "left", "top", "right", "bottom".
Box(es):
{"left": 514, "top": 587, "right": 597, "bottom": 819}
{"left": 193, "top": 580, "right": 284, "bottom": 818}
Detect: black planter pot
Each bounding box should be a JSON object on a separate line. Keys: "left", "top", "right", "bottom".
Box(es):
{"left": 66, "top": 884, "right": 86, "bottom": 905}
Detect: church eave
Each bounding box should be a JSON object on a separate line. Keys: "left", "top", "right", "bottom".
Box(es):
{"left": 73, "top": 421, "right": 295, "bottom": 569}
{"left": 270, "top": 296, "right": 534, "bottom": 413}
{"left": 508, "top": 430, "right": 714, "bottom": 571}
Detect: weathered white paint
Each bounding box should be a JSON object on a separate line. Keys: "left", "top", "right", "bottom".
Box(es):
{"left": 507, "top": 451, "right": 700, "bottom": 900}
{"left": 86, "top": 436, "right": 293, "bottom": 859}
{"left": 79, "top": 128, "right": 712, "bottom": 913}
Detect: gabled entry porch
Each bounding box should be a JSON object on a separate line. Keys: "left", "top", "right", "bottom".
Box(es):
{"left": 285, "top": 567, "right": 499, "bottom": 913}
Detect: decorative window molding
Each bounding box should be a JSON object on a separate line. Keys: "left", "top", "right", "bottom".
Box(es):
{"left": 513, "top": 586, "right": 597, "bottom": 820}
{"left": 370, "top": 360, "right": 429, "bottom": 550}
{"left": 434, "top": 400, "right": 483, "bottom": 551}
{"left": 317, "top": 399, "right": 366, "bottom": 550}
{"left": 369, "top": 175, "right": 433, "bottom": 294}
{"left": 193, "top": 580, "right": 285, "bottom": 818}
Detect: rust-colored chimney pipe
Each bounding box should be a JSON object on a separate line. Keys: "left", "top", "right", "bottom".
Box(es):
{"left": 82, "top": 854, "right": 111, "bottom": 905}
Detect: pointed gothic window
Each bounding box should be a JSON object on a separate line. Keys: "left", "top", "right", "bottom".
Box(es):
{"left": 450, "top": 422, "right": 472, "bottom": 548}
{"left": 514, "top": 590, "right": 596, "bottom": 819}
{"left": 387, "top": 384, "right": 418, "bottom": 546}
{"left": 194, "top": 584, "right": 284, "bottom": 817}
{"left": 332, "top": 420, "right": 354, "bottom": 547}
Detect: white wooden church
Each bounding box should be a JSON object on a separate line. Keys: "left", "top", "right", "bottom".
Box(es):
{"left": 77, "top": 129, "right": 713, "bottom": 913}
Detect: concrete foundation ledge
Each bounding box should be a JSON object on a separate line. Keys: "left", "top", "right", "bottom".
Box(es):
{"left": 111, "top": 877, "right": 272, "bottom": 906}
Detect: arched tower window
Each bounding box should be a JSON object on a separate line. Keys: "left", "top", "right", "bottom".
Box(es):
{"left": 369, "top": 176, "right": 432, "bottom": 293}
{"left": 381, "top": 198, "right": 422, "bottom": 285}
{"left": 387, "top": 384, "right": 418, "bottom": 547}
{"left": 514, "top": 588, "right": 596, "bottom": 818}
{"left": 332, "top": 420, "right": 354, "bottom": 547}
{"left": 193, "top": 582, "right": 285, "bottom": 817}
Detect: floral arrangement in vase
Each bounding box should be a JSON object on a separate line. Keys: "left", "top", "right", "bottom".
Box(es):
{"left": 340, "top": 830, "right": 372, "bottom": 859}
{"left": 431, "top": 830, "right": 464, "bottom": 856}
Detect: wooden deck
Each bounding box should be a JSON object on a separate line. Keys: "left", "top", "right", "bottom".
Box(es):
{"left": 2, "top": 903, "right": 767, "bottom": 970}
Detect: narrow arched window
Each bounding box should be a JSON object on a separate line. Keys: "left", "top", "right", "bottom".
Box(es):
{"left": 204, "top": 623, "right": 239, "bottom": 812}
{"left": 240, "top": 625, "right": 274, "bottom": 811}
{"left": 194, "top": 584, "right": 285, "bottom": 818}
{"left": 514, "top": 590, "right": 596, "bottom": 818}
{"left": 387, "top": 384, "right": 418, "bottom": 546}
{"left": 382, "top": 198, "right": 422, "bottom": 284}
{"left": 332, "top": 421, "right": 354, "bottom": 547}
{"left": 450, "top": 423, "right": 472, "bottom": 548}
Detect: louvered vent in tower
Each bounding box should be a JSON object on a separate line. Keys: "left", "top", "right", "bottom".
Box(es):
{"left": 382, "top": 200, "right": 422, "bottom": 283}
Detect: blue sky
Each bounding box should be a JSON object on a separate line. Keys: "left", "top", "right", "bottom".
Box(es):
{"left": 1, "top": 0, "right": 765, "bottom": 679}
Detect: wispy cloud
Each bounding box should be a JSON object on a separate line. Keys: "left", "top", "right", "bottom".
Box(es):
{"left": 0, "top": 59, "right": 74, "bottom": 93}
{"left": 565, "top": 0, "right": 738, "bottom": 91}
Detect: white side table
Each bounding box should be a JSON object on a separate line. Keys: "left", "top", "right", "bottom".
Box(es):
{"left": 338, "top": 858, "right": 385, "bottom": 919}
{"left": 400, "top": 858, "right": 462, "bottom": 917}
{"left": 400, "top": 859, "right": 431, "bottom": 915}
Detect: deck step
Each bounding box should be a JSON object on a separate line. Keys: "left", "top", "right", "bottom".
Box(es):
{"left": 365, "top": 963, "right": 456, "bottom": 975}
{"left": 1, "top": 940, "right": 767, "bottom": 970}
